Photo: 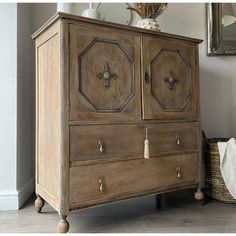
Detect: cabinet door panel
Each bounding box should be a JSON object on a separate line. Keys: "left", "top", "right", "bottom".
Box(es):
{"left": 142, "top": 36, "right": 198, "bottom": 120}
{"left": 69, "top": 23, "right": 141, "bottom": 122}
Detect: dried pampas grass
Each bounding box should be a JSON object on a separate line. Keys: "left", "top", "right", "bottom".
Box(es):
{"left": 127, "top": 3, "right": 168, "bottom": 19}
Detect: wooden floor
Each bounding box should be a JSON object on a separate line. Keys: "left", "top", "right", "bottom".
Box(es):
{"left": 1, "top": 189, "right": 236, "bottom": 233}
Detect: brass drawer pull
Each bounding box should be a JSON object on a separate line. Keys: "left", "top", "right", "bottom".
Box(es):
{"left": 175, "top": 134, "right": 181, "bottom": 145}
{"left": 98, "top": 140, "right": 104, "bottom": 153}
{"left": 98, "top": 177, "right": 105, "bottom": 192}
{"left": 176, "top": 166, "right": 182, "bottom": 179}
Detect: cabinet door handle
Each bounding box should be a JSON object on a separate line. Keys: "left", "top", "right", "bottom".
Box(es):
{"left": 144, "top": 72, "right": 150, "bottom": 84}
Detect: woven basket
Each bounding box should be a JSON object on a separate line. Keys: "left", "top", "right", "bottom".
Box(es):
{"left": 203, "top": 132, "right": 236, "bottom": 203}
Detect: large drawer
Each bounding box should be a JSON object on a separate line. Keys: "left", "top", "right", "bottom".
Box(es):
{"left": 70, "top": 123, "right": 199, "bottom": 163}
{"left": 70, "top": 153, "right": 198, "bottom": 207}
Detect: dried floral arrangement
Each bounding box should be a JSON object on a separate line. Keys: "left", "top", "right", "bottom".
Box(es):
{"left": 127, "top": 3, "right": 168, "bottom": 19}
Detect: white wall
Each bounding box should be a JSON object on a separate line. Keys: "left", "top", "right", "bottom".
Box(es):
{"left": 0, "top": 3, "right": 35, "bottom": 210}
{"left": 0, "top": 2, "right": 54, "bottom": 210}
{"left": 31, "top": 3, "right": 57, "bottom": 32}
{"left": 17, "top": 3, "right": 35, "bottom": 208}
{"left": 0, "top": 3, "right": 18, "bottom": 210}
{"left": 15, "top": 3, "right": 57, "bottom": 209}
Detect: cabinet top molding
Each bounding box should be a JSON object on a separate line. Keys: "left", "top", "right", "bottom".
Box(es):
{"left": 32, "top": 12, "right": 203, "bottom": 44}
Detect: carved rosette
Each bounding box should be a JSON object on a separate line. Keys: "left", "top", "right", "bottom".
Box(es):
{"left": 163, "top": 70, "right": 179, "bottom": 90}
{"left": 96, "top": 63, "right": 118, "bottom": 89}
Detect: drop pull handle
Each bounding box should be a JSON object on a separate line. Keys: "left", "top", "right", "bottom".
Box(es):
{"left": 175, "top": 134, "right": 181, "bottom": 145}
{"left": 98, "top": 177, "right": 105, "bottom": 192}
{"left": 176, "top": 166, "right": 182, "bottom": 179}
{"left": 144, "top": 72, "right": 150, "bottom": 84}
{"left": 98, "top": 140, "right": 104, "bottom": 153}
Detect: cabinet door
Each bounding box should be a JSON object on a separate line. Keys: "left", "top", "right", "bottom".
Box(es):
{"left": 142, "top": 36, "right": 198, "bottom": 120}
{"left": 69, "top": 23, "right": 141, "bottom": 122}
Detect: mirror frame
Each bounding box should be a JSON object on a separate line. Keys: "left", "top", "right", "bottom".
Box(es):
{"left": 207, "top": 3, "right": 236, "bottom": 56}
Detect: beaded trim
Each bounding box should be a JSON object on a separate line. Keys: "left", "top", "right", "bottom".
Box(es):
{"left": 59, "top": 19, "right": 65, "bottom": 216}
{"left": 70, "top": 196, "right": 133, "bottom": 212}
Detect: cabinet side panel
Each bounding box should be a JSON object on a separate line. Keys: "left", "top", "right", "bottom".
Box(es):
{"left": 35, "top": 21, "right": 61, "bottom": 206}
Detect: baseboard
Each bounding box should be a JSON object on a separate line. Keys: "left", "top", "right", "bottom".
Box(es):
{"left": 0, "top": 177, "right": 35, "bottom": 210}
{"left": 0, "top": 190, "right": 19, "bottom": 210}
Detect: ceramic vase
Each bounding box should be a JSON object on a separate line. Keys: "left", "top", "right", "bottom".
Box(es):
{"left": 136, "top": 18, "right": 160, "bottom": 31}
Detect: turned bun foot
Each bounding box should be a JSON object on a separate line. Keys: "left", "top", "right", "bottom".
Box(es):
{"left": 194, "top": 189, "right": 205, "bottom": 205}
{"left": 57, "top": 216, "right": 69, "bottom": 233}
{"left": 35, "top": 195, "right": 45, "bottom": 213}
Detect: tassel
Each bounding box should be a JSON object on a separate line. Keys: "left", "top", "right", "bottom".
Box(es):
{"left": 144, "top": 127, "right": 150, "bottom": 159}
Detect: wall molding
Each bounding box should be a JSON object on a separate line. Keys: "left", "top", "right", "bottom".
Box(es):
{"left": 0, "top": 189, "right": 19, "bottom": 210}
{"left": 0, "top": 177, "right": 34, "bottom": 210}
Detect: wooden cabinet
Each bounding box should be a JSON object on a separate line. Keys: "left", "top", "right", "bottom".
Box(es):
{"left": 32, "top": 13, "right": 203, "bottom": 233}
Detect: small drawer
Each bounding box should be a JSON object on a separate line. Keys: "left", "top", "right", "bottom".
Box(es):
{"left": 148, "top": 122, "right": 199, "bottom": 156}
{"left": 70, "top": 153, "right": 198, "bottom": 207}
{"left": 70, "top": 124, "right": 144, "bottom": 162}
